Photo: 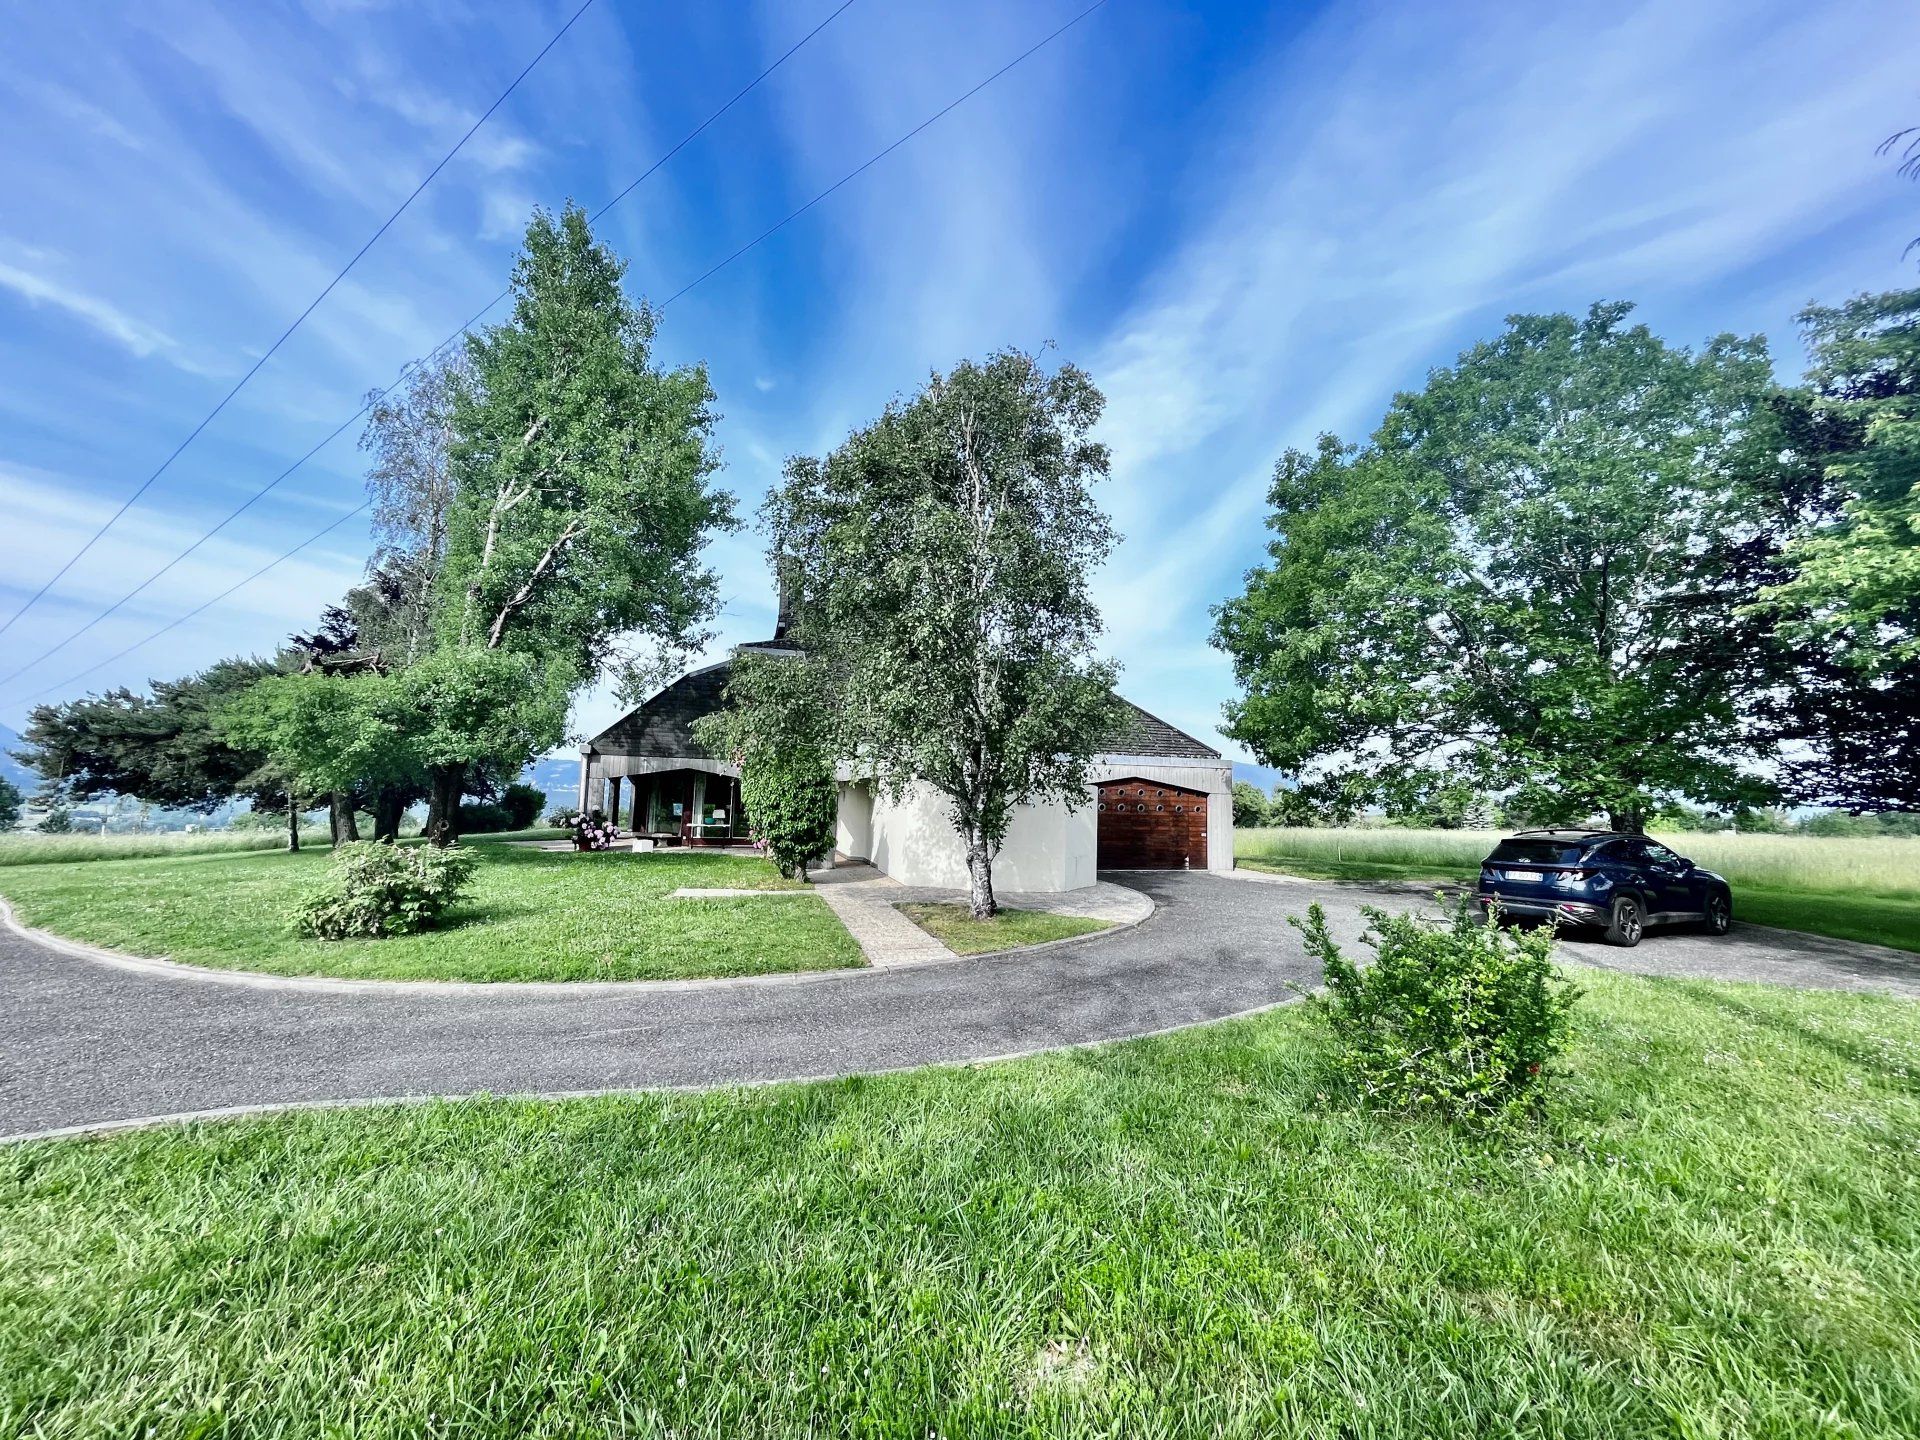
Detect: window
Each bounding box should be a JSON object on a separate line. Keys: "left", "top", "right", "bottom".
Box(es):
{"left": 1490, "top": 838, "right": 1586, "bottom": 866}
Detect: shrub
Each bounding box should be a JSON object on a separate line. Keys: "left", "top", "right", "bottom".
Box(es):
{"left": 456, "top": 800, "right": 511, "bottom": 834}
{"left": 500, "top": 783, "right": 545, "bottom": 831}
{"left": 456, "top": 784, "right": 546, "bottom": 836}
{"left": 741, "top": 751, "right": 836, "bottom": 880}
{"left": 1293, "top": 898, "right": 1579, "bottom": 1122}
{"left": 292, "top": 840, "right": 478, "bottom": 940}
{"left": 1231, "top": 781, "right": 1270, "bottom": 827}
{"left": 563, "top": 808, "right": 620, "bottom": 851}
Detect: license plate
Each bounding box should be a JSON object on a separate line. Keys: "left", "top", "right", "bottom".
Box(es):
{"left": 1501, "top": 869, "right": 1541, "bottom": 882}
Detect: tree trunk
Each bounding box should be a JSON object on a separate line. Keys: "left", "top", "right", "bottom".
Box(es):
{"left": 1608, "top": 808, "right": 1646, "bottom": 834}
{"left": 285, "top": 790, "right": 300, "bottom": 853}
{"left": 964, "top": 834, "right": 997, "bottom": 919}
{"left": 328, "top": 791, "right": 359, "bottom": 845}
{"left": 372, "top": 788, "right": 405, "bottom": 843}
{"left": 426, "top": 766, "right": 464, "bottom": 847}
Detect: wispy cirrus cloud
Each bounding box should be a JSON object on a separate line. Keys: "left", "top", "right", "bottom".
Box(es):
{"left": 1071, "top": 0, "right": 1920, "bottom": 752}
{"left": 0, "top": 254, "right": 178, "bottom": 360}
{"left": 1, "top": 0, "right": 1913, "bottom": 756}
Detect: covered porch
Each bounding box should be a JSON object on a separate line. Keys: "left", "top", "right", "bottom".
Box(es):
{"left": 580, "top": 756, "right": 749, "bottom": 847}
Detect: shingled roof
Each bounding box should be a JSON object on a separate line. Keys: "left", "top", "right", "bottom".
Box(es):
{"left": 586, "top": 660, "right": 731, "bottom": 760}
{"left": 1100, "top": 697, "right": 1221, "bottom": 761}
{"left": 591, "top": 656, "right": 1221, "bottom": 766}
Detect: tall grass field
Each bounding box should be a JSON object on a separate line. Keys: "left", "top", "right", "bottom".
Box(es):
{"left": 1236, "top": 826, "right": 1920, "bottom": 896}
{"left": 0, "top": 826, "right": 566, "bottom": 868}
{"left": 1234, "top": 826, "right": 1920, "bottom": 952}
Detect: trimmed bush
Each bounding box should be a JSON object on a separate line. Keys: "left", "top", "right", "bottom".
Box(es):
{"left": 499, "top": 783, "right": 545, "bottom": 830}
{"left": 1293, "top": 898, "right": 1579, "bottom": 1122}
{"left": 457, "top": 800, "right": 512, "bottom": 834}
{"left": 741, "top": 752, "right": 836, "bottom": 881}
{"left": 292, "top": 840, "right": 478, "bottom": 940}
{"left": 456, "top": 784, "right": 546, "bottom": 836}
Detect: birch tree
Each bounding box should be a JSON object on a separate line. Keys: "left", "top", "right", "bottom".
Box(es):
{"left": 358, "top": 352, "right": 464, "bottom": 667}
{"left": 766, "top": 350, "right": 1120, "bottom": 917}
{"left": 421, "top": 203, "right": 734, "bottom": 840}
{"left": 440, "top": 202, "right": 732, "bottom": 690}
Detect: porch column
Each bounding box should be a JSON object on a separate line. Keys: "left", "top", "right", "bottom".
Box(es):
{"left": 577, "top": 750, "right": 594, "bottom": 812}
{"left": 608, "top": 775, "right": 622, "bottom": 824}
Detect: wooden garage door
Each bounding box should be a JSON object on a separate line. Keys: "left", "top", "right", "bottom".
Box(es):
{"left": 1097, "top": 779, "right": 1208, "bottom": 870}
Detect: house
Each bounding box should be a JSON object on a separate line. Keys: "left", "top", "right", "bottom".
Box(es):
{"left": 576, "top": 625, "right": 1233, "bottom": 893}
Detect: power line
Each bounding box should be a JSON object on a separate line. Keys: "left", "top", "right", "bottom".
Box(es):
{"left": 13, "top": 504, "right": 373, "bottom": 707}
{"left": 0, "top": 0, "right": 860, "bottom": 692}
{"left": 663, "top": 0, "right": 1111, "bottom": 307}
{"left": 3, "top": 0, "right": 1109, "bottom": 709}
{"left": 0, "top": 0, "right": 602, "bottom": 644}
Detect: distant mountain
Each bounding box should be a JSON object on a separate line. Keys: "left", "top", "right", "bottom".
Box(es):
{"left": 521, "top": 755, "right": 581, "bottom": 812}
{"left": 0, "top": 723, "right": 37, "bottom": 792}
{"left": 1233, "top": 762, "right": 1294, "bottom": 793}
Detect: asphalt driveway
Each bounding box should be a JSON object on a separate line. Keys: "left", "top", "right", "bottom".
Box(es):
{"left": 2, "top": 870, "right": 1914, "bottom": 1140}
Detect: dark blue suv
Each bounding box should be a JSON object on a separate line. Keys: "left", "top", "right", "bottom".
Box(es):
{"left": 1476, "top": 829, "right": 1733, "bottom": 947}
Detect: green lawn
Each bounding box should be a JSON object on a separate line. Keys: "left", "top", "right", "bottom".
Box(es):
{"left": 898, "top": 901, "right": 1115, "bottom": 955}
{"left": 1737, "top": 889, "right": 1920, "bottom": 955}
{"left": 1235, "top": 836, "right": 1920, "bottom": 955}
{"left": 0, "top": 843, "right": 864, "bottom": 981}
{"left": 3, "top": 970, "right": 1917, "bottom": 1436}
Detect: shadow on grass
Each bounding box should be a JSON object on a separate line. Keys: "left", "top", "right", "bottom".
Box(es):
{"left": 1676, "top": 982, "right": 1920, "bottom": 1098}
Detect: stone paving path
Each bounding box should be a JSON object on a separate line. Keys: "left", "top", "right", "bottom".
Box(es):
{"left": 805, "top": 863, "right": 1155, "bottom": 968}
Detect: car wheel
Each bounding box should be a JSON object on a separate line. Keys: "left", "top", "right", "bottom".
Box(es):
{"left": 1704, "top": 891, "right": 1732, "bottom": 935}
{"left": 1604, "top": 895, "right": 1644, "bottom": 948}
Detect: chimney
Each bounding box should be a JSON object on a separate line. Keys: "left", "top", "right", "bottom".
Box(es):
{"left": 773, "top": 556, "right": 801, "bottom": 640}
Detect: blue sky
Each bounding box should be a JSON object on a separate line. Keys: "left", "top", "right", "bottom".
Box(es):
{"left": 1, "top": 0, "right": 1916, "bottom": 764}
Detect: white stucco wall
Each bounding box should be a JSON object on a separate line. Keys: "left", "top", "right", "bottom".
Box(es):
{"left": 841, "top": 754, "right": 1233, "bottom": 892}
{"left": 859, "top": 781, "right": 1085, "bottom": 891}
{"left": 834, "top": 781, "right": 873, "bottom": 861}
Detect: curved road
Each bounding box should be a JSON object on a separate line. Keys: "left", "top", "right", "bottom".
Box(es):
{"left": 2, "top": 871, "right": 1914, "bottom": 1140}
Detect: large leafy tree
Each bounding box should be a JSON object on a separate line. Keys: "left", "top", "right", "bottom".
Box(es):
{"left": 1215, "top": 303, "right": 1788, "bottom": 832}
{"left": 766, "top": 349, "right": 1120, "bottom": 917}
{"left": 441, "top": 202, "right": 733, "bottom": 693}
{"left": 218, "top": 671, "right": 412, "bottom": 846}
{"left": 410, "top": 202, "right": 734, "bottom": 841}
{"left": 1763, "top": 289, "right": 1920, "bottom": 811}
{"left": 14, "top": 658, "right": 281, "bottom": 813}
{"left": 402, "top": 648, "right": 569, "bottom": 842}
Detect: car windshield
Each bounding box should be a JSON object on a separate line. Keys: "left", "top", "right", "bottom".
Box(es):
{"left": 1488, "top": 838, "right": 1590, "bottom": 866}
